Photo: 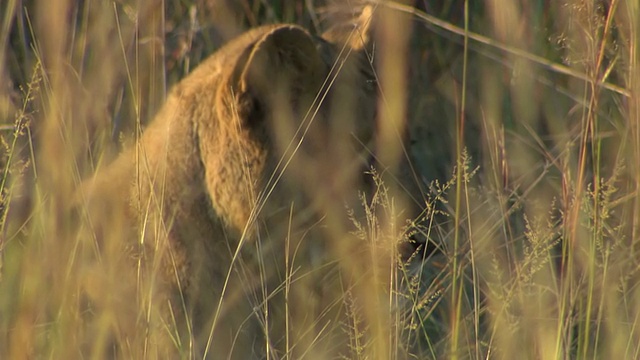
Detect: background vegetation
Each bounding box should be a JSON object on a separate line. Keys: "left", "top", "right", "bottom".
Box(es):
{"left": 1, "top": 0, "right": 639, "bottom": 358}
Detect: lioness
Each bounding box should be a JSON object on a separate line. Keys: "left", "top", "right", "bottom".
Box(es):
{"left": 81, "top": 7, "right": 424, "bottom": 359}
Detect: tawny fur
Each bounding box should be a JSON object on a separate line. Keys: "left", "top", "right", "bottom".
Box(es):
{"left": 81, "top": 17, "right": 422, "bottom": 359}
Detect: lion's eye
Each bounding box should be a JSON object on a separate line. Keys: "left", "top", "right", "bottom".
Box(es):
{"left": 365, "top": 78, "right": 378, "bottom": 92}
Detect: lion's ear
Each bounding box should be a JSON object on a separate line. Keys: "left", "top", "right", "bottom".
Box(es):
{"left": 321, "top": 5, "right": 374, "bottom": 51}
{"left": 231, "top": 25, "right": 326, "bottom": 111}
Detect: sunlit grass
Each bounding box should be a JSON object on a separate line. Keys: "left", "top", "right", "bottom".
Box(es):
{"left": 1, "top": 0, "right": 640, "bottom": 359}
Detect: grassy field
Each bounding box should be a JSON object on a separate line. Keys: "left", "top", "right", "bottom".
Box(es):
{"left": 1, "top": 0, "right": 640, "bottom": 358}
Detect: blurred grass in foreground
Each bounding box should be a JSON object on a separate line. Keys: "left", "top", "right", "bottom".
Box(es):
{"left": 1, "top": 0, "right": 640, "bottom": 358}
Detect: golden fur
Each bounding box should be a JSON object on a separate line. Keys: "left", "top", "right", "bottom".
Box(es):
{"left": 81, "top": 12, "right": 422, "bottom": 358}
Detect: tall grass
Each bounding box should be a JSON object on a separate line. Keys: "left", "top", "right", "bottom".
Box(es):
{"left": 1, "top": 0, "right": 640, "bottom": 359}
